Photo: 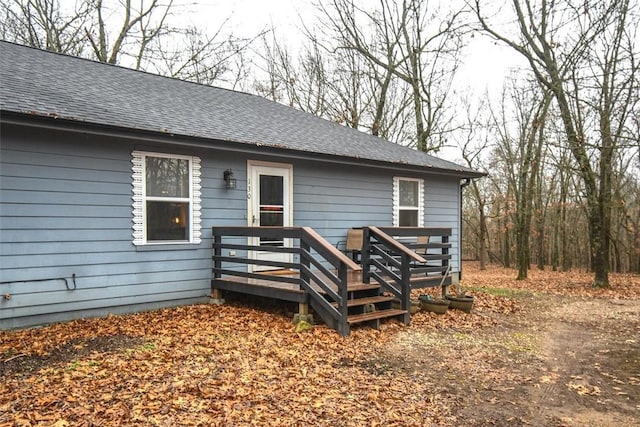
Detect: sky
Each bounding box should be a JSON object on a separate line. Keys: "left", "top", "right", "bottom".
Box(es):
{"left": 184, "top": 0, "right": 523, "bottom": 95}
{"left": 185, "top": 0, "right": 312, "bottom": 38}
{"left": 178, "top": 0, "right": 525, "bottom": 162}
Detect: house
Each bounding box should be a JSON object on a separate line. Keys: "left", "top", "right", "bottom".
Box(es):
{"left": 0, "top": 41, "right": 483, "bottom": 334}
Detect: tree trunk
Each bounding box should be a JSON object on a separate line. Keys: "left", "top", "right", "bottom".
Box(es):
{"left": 536, "top": 211, "right": 545, "bottom": 270}
{"left": 479, "top": 201, "right": 488, "bottom": 270}
{"left": 553, "top": 86, "right": 609, "bottom": 286}
{"left": 503, "top": 198, "right": 511, "bottom": 268}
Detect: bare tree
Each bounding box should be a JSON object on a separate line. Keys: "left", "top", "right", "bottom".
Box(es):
{"left": 0, "top": 0, "right": 90, "bottom": 55}
{"left": 253, "top": 32, "right": 331, "bottom": 116}
{"left": 82, "top": 0, "right": 171, "bottom": 66}
{"left": 472, "top": 0, "right": 639, "bottom": 287}
{"left": 457, "top": 95, "right": 491, "bottom": 269}
{"left": 489, "top": 80, "right": 552, "bottom": 279}
{"left": 0, "top": 0, "right": 259, "bottom": 87}
{"left": 254, "top": 26, "right": 412, "bottom": 141}
{"left": 315, "top": 0, "right": 465, "bottom": 152}
{"left": 151, "top": 23, "right": 261, "bottom": 89}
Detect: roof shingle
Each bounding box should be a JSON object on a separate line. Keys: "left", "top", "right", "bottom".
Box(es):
{"left": 0, "top": 41, "right": 480, "bottom": 177}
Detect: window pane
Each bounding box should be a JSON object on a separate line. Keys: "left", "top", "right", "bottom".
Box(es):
{"left": 146, "top": 157, "right": 189, "bottom": 197}
{"left": 260, "top": 175, "right": 283, "bottom": 205}
{"left": 399, "top": 180, "right": 418, "bottom": 207}
{"left": 399, "top": 209, "right": 418, "bottom": 227}
{"left": 260, "top": 208, "right": 284, "bottom": 246}
{"left": 260, "top": 211, "right": 283, "bottom": 227}
{"left": 147, "top": 201, "right": 189, "bottom": 241}
{"left": 259, "top": 175, "right": 284, "bottom": 246}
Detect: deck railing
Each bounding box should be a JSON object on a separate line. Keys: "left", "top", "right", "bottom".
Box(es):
{"left": 362, "top": 227, "right": 453, "bottom": 309}
{"left": 212, "top": 226, "right": 452, "bottom": 335}
{"left": 212, "top": 226, "right": 360, "bottom": 335}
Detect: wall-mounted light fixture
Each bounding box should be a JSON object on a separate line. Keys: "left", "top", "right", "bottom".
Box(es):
{"left": 223, "top": 168, "right": 237, "bottom": 189}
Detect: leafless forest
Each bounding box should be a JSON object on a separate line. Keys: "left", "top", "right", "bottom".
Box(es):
{"left": 2, "top": 0, "right": 638, "bottom": 283}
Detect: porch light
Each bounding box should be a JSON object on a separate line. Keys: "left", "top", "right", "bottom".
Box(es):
{"left": 223, "top": 168, "right": 237, "bottom": 189}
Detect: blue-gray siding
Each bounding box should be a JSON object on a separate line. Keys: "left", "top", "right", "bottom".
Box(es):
{"left": 1, "top": 124, "right": 461, "bottom": 329}
{"left": 292, "top": 159, "right": 460, "bottom": 271}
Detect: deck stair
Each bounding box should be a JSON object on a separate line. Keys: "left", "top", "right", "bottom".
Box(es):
{"left": 330, "top": 280, "right": 408, "bottom": 328}
{"left": 212, "top": 225, "right": 452, "bottom": 336}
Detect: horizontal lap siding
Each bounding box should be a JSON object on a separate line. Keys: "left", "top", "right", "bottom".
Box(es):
{"left": 0, "top": 126, "right": 245, "bottom": 329}
{"left": 292, "top": 162, "right": 461, "bottom": 274}
{"left": 425, "top": 177, "right": 460, "bottom": 272}
{"left": 0, "top": 124, "right": 463, "bottom": 329}
{"left": 292, "top": 162, "right": 461, "bottom": 273}
{"left": 292, "top": 161, "right": 391, "bottom": 246}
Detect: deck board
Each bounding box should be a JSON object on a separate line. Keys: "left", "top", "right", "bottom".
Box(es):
{"left": 213, "top": 278, "right": 308, "bottom": 303}
{"left": 212, "top": 269, "right": 366, "bottom": 302}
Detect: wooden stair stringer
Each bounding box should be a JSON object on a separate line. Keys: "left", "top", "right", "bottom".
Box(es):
{"left": 341, "top": 280, "right": 409, "bottom": 329}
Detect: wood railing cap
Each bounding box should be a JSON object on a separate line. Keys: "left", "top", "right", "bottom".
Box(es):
{"left": 302, "top": 227, "right": 361, "bottom": 271}
{"left": 367, "top": 226, "right": 428, "bottom": 263}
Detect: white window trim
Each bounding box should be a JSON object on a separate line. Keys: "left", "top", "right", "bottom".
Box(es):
{"left": 132, "top": 150, "right": 201, "bottom": 245}
{"left": 393, "top": 176, "right": 424, "bottom": 227}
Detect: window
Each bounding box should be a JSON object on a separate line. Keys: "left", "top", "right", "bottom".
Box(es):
{"left": 393, "top": 177, "right": 424, "bottom": 227}
{"left": 132, "top": 151, "right": 201, "bottom": 245}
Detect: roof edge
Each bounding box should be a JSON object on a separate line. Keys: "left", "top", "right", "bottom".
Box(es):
{"left": 1, "top": 110, "right": 487, "bottom": 179}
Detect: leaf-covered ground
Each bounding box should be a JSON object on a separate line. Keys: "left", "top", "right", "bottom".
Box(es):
{"left": 2, "top": 263, "right": 639, "bottom": 426}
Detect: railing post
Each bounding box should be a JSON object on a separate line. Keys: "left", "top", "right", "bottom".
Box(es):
{"left": 441, "top": 235, "right": 449, "bottom": 298}
{"left": 294, "top": 232, "right": 315, "bottom": 326}
{"left": 361, "top": 227, "right": 371, "bottom": 284}
{"left": 337, "top": 264, "right": 350, "bottom": 336}
{"left": 300, "top": 237, "right": 310, "bottom": 289}
{"left": 213, "top": 231, "right": 222, "bottom": 281}
{"left": 400, "top": 253, "right": 411, "bottom": 325}
{"left": 211, "top": 229, "right": 225, "bottom": 304}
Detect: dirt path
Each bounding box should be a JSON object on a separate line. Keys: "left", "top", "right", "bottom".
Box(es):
{"left": 452, "top": 295, "right": 640, "bottom": 426}
{"left": 372, "top": 291, "right": 640, "bottom": 426}
{"left": 525, "top": 298, "right": 640, "bottom": 426}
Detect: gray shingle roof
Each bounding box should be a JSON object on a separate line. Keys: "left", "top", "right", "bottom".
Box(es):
{"left": 0, "top": 41, "right": 481, "bottom": 177}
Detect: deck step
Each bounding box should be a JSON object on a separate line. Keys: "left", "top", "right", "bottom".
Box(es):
{"left": 331, "top": 295, "right": 396, "bottom": 308}
{"left": 346, "top": 283, "right": 381, "bottom": 292}
{"left": 347, "top": 309, "right": 408, "bottom": 325}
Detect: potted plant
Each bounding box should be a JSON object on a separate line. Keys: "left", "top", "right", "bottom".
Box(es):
{"left": 445, "top": 293, "right": 474, "bottom": 313}
{"left": 418, "top": 294, "right": 450, "bottom": 315}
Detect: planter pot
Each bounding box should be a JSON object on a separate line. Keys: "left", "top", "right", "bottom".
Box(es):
{"left": 409, "top": 299, "right": 420, "bottom": 314}
{"left": 391, "top": 300, "right": 421, "bottom": 314}
{"left": 446, "top": 295, "right": 474, "bottom": 313}
{"left": 419, "top": 297, "right": 450, "bottom": 315}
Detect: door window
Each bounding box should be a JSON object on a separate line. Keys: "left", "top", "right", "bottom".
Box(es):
{"left": 259, "top": 174, "right": 284, "bottom": 246}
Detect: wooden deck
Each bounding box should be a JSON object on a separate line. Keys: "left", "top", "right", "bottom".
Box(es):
{"left": 211, "top": 226, "right": 453, "bottom": 335}
{"left": 214, "top": 270, "right": 451, "bottom": 303}
{"left": 213, "top": 269, "right": 365, "bottom": 303}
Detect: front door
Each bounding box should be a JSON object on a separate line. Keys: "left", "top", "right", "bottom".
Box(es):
{"left": 247, "top": 161, "right": 293, "bottom": 271}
